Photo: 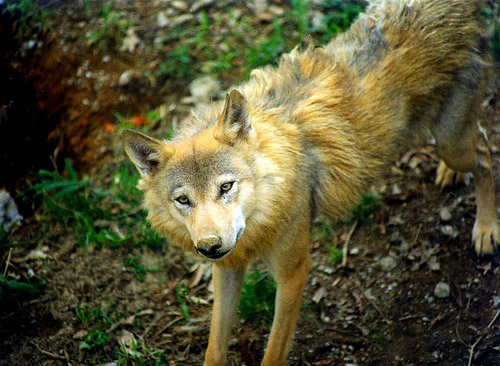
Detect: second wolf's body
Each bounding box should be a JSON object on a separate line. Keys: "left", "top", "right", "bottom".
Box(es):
{"left": 123, "top": 0, "right": 499, "bottom": 364}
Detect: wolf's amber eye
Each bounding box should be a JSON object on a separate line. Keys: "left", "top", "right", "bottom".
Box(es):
{"left": 221, "top": 182, "right": 233, "bottom": 193}
{"left": 176, "top": 195, "right": 190, "bottom": 205}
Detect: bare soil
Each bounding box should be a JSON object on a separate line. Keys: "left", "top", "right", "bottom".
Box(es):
{"left": 1, "top": 1, "right": 499, "bottom": 365}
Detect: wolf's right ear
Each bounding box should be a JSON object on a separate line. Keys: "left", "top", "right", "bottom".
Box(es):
{"left": 121, "top": 129, "right": 174, "bottom": 177}
{"left": 214, "top": 89, "right": 254, "bottom": 145}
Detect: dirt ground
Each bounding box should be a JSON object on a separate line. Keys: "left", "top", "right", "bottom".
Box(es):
{"left": 1, "top": 1, "right": 500, "bottom": 365}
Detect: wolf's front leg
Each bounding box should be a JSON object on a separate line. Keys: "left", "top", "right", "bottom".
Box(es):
{"left": 262, "top": 234, "right": 312, "bottom": 366}
{"left": 204, "top": 264, "right": 246, "bottom": 366}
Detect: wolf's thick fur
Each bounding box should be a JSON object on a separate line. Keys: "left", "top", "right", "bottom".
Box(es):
{"left": 122, "top": 0, "right": 499, "bottom": 364}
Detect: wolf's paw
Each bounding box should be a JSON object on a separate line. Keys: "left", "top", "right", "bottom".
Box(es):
{"left": 472, "top": 220, "right": 500, "bottom": 256}
{"left": 435, "top": 161, "right": 464, "bottom": 189}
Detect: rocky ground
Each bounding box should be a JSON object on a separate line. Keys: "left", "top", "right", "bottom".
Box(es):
{"left": 1, "top": 1, "right": 500, "bottom": 365}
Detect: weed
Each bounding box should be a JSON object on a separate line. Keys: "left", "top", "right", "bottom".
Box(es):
{"left": 238, "top": 268, "right": 276, "bottom": 325}
{"left": 291, "top": 0, "right": 311, "bottom": 39}
{"left": 351, "top": 191, "right": 380, "bottom": 224}
{"left": 86, "top": 4, "right": 129, "bottom": 52}
{"left": 156, "top": 46, "right": 193, "bottom": 79}
{"left": 0, "top": 274, "right": 43, "bottom": 299}
{"left": 28, "top": 159, "right": 124, "bottom": 247}
{"left": 124, "top": 255, "right": 160, "bottom": 282}
{"left": 331, "top": 243, "right": 343, "bottom": 264}
{"left": 76, "top": 301, "right": 124, "bottom": 353}
{"left": 3, "top": 0, "right": 49, "bottom": 34}
{"left": 118, "top": 338, "right": 169, "bottom": 366}
{"left": 316, "top": 0, "right": 364, "bottom": 44}
{"left": 175, "top": 285, "right": 190, "bottom": 322}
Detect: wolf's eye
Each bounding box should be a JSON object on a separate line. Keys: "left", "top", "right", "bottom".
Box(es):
{"left": 176, "top": 195, "right": 190, "bottom": 205}
{"left": 220, "top": 182, "right": 233, "bottom": 193}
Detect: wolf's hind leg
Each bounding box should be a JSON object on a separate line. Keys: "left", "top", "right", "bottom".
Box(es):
{"left": 470, "top": 129, "right": 500, "bottom": 255}
{"left": 432, "top": 58, "right": 499, "bottom": 255}
{"left": 434, "top": 119, "right": 500, "bottom": 255}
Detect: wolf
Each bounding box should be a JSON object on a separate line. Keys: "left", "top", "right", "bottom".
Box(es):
{"left": 122, "top": 0, "right": 499, "bottom": 364}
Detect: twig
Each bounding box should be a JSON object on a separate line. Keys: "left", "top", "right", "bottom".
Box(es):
{"left": 154, "top": 316, "right": 183, "bottom": 337}
{"left": 342, "top": 220, "right": 358, "bottom": 267}
{"left": 32, "top": 342, "right": 67, "bottom": 361}
{"left": 3, "top": 248, "right": 13, "bottom": 277}
{"left": 467, "top": 309, "right": 500, "bottom": 366}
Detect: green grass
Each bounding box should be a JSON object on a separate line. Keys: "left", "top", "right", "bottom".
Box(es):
{"left": 76, "top": 301, "right": 125, "bottom": 353}
{"left": 27, "top": 158, "right": 166, "bottom": 250}
{"left": 3, "top": 0, "right": 49, "bottom": 34}
{"left": 238, "top": 268, "right": 276, "bottom": 326}
{"left": 86, "top": 4, "right": 130, "bottom": 52}
{"left": 156, "top": 1, "right": 365, "bottom": 80}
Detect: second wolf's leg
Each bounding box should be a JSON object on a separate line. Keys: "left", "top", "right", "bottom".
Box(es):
{"left": 435, "top": 123, "right": 499, "bottom": 256}
{"left": 204, "top": 264, "right": 246, "bottom": 366}
{"left": 262, "top": 221, "right": 312, "bottom": 366}
{"left": 432, "top": 59, "right": 499, "bottom": 255}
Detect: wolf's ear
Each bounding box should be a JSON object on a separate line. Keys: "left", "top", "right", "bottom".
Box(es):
{"left": 121, "top": 129, "right": 174, "bottom": 177}
{"left": 214, "top": 89, "right": 254, "bottom": 145}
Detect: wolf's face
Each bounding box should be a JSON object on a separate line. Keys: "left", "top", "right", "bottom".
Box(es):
{"left": 122, "top": 90, "right": 256, "bottom": 260}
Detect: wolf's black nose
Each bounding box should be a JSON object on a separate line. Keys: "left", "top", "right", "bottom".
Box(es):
{"left": 196, "top": 236, "right": 222, "bottom": 258}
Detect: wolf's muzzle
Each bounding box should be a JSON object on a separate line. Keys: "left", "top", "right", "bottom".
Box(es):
{"left": 196, "top": 236, "right": 227, "bottom": 259}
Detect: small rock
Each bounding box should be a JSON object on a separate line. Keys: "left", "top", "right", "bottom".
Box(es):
{"left": 440, "top": 225, "right": 458, "bottom": 238}
{"left": 170, "top": 14, "right": 195, "bottom": 28}
{"left": 377, "top": 256, "right": 397, "bottom": 272}
{"left": 0, "top": 189, "right": 23, "bottom": 230}
{"left": 73, "top": 329, "right": 88, "bottom": 340}
{"left": 312, "top": 286, "right": 326, "bottom": 304}
{"left": 434, "top": 282, "right": 450, "bottom": 298}
{"left": 189, "top": 75, "right": 221, "bottom": 104}
{"left": 117, "top": 70, "right": 151, "bottom": 92}
{"left": 190, "top": 0, "right": 216, "bottom": 13}
{"left": 349, "top": 247, "right": 360, "bottom": 256}
{"left": 392, "top": 184, "right": 402, "bottom": 196}
{"left": 311, "top": 11, "right": 326, "bottom": 30}
{"left": 439, "top": 207, "right": 452, "bottom": 222}
{"left": 157, "top": 12, "right": 169, "bottom": 28}
{"left": 121, "top": 28, "right": 140, "bottom": 53}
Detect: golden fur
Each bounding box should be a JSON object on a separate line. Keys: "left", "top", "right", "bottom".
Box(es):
{"left": 122, "top": 0, "right": 498, "bottom": 364}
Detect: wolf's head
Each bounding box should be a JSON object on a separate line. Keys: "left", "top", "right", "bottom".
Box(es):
{"left": 122, "top": 90, "right": 257, "bottom": 260}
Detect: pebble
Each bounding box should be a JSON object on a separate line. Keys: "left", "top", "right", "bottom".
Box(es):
{"left": 349, "top": 247, "right": 360, "bottom": 255}
{"left": 439, "top": 207, "right": 452, "bottom": 222}
{"left": 440, "top": 225, "right": 458, "bottom": 238}
{"left": 0, "top": 189, "right": 23, "bottom": 230}
{"left": 434, "top": 282, "right": 450, "bottom": 298}
{"left": 189, "top": 75, "right": 221, "bottom": 104}
{"left": 377, "top": 256, "right": 397, "bottom": 272}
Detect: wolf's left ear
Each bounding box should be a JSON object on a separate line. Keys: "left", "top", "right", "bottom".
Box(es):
{"left": 214, "top": 89, "right": 254, "bottom": 145}
{"left": 121, "top": 129, "right": 174, "bottom": 177}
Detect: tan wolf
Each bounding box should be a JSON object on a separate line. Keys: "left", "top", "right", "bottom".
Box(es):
{"left": 122, "top": 0, "right": 499, "bottom": 364}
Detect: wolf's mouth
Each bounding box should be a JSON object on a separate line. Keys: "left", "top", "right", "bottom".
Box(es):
{"left": 205, "top": 249, "right": 231, "bottom": 260}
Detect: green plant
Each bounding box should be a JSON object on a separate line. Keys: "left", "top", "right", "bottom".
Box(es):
{"left": 238, "top": 268, "right": 276, "bottom": 325}
{"left": 4, "top": 0, "right": 49, "bottom": 34}
{"left": 245, "top": 18, "right": 286, "bottom": 74}
{"left": 76, "top": 301, "right": 124, "bottom": 353}
{"left": 156, "top": 46, "right": 193, "bottom": 79}
{"left": 351, "top": 191, "right": 380, "bottom": 224}
{"left": 117, "top": 338, "right": 169, "bottom": 366}
{"left": 316, "top": 0, "right": 364, "bottom": 44}
{"left": 330, "top": 243, "right": 343, "bottom": 264}
{"left": 28, "top": 159, "right": 125, "bottom": 247}
{"left": 175, "top": 285, "right": 190, "bottom": 322}
{"left": 124, "top": 255, "right": 160, "bottom": 282}
{"left": 0, "top": 274, "right": 43, "bottom": 298}
{"left": 86, "top": 4, "right": 129, "bottom": 52}
{"left": 291, "top": 0, "right": 311, "bottom": 39}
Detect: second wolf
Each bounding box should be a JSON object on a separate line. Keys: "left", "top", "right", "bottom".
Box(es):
{"left": 123, "top": 0, "right": 499, "bottom": 364}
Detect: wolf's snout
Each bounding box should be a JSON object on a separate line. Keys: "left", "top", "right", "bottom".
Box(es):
{"left": 196, "top": 236, "right": 224, "bottom": 258}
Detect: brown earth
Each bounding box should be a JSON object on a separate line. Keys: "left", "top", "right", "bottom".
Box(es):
{"left": 1, "top": 1, "right": 499, "bottom": 365}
